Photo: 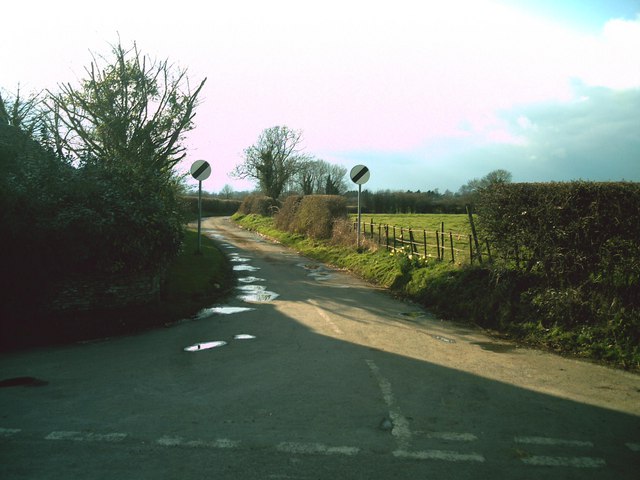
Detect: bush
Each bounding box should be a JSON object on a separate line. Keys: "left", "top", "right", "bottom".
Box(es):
{"left": 274, "top": 195, "right": 303, "bottom": 231}
{"left": 181, "top": 196, "right": 241, "bottom": 217}
{"left": 238, "top": 195, "right": 279, "bottom": 216}
{"left": 477, "top": 181, "right": 640, "bottom": 288}
{"left": 290, "top": 195, "right": 347, "bottom": 239}
{"left": 1, "top": 123, "right": 185, "bottom": 317}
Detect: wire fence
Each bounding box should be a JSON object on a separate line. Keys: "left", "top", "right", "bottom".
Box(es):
{"left": 353, "top": 219, "right": 488, "bottom": 265}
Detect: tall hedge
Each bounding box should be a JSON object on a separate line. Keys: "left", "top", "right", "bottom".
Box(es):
{"left": 287, "top": 195, "right": 347, "bottom": 239}
{"left": 477, "top": 182, "right": 640, "bottom": 289}
{"left": 237, "top": 195, "right": 279, "bottom": 216}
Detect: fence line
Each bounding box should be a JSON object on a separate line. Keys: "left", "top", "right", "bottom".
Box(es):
{"left": 353, "top": 219, "right": 486, "bottom": 265}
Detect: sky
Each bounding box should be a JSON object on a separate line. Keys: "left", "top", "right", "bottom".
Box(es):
{"left": 1, "top": 0, "right": 639, "bottom": 194}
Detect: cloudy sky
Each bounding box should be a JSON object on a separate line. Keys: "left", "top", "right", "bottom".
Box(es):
{"left": 2, "top": 0, "right": 639, "bottom": 193}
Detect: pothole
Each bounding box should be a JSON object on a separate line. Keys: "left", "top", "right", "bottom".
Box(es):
{"left": 472, "top": 342, "right": 515, "bottom": 353}
{"left": 0, "top": 377, "right": 49, "bottom": 388}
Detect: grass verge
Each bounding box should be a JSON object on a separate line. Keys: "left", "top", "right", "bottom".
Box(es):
{"left": 233, "top": 213, "right": 639, "bottom": 371}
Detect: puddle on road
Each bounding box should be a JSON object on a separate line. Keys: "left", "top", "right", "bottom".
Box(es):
{"left": 236, "top": 285, "right": 279, "bottom": 303}
{"left": 233, "top": 265, "right": 260, "bottom": 272}
{"left": 196, "top": 306, "right": 256, "bottom": 318}
{"left": 184, "top": 341, "right": 227, "bottom": 352}
{"left": 297, "top": 262, "right": 337, "bottom": 281}
{"left": 430, "top": 334, "right": 456, "bottom": 344}
{"left": 238, "top": 276, "right": 265, "bottom": 283}
{"left": 230, "top": 256, "right": 251, "bottom": 263}
{"left": 308, "top": 270, "right": 334, "bottom": 280}
{"left": 234, "top": 334, "right": 257, "bottom": 340}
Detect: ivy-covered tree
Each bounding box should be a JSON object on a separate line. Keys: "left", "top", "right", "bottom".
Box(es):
{"left": 232, "top": 125, "right": 309, "bottom": 199}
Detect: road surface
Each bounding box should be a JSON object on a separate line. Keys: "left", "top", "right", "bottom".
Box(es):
{"left": 1, "top": 216, "right": 639, "bottom": 479}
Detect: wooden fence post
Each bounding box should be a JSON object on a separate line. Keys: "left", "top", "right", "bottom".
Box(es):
{"left": 393, "top": 226, "right": 397, "bottom": 251}
{"left": 466, "top": 204, "right": 483, "bottom": 265}
{"left": 423, "top": 230, "right": 427, "bottom": 260}
{"left": 485, "top": 240, "right": 493, "bottom": 262}
{"left": 435, "top": 231, "right": 441, "bottom": 260}
{"left": 469, "top": 235, "right": 473, "bottom": 265}
{"left": 449, "top": 231, "right": 455, "bottom": 263}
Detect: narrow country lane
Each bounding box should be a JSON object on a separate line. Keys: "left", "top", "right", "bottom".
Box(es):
{"left": 1, "top": 217, "right": 639, "bottom": 480}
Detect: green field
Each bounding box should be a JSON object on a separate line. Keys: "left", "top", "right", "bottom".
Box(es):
{"left": 350, "top": 214, "right": 479, "bottom": 264}
{"left": 350, "top": 213, "right": 472, "bottom": 235}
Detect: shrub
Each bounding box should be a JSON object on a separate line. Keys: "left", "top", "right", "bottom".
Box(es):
{"left": 181, "top": 196, "right": 241, "bottom": 217}
{"left": 476, "top": 181, "right": 640, "bottom": 288}
{"left": 291, "top": 195, "right": 347, "bottom": 239}
{"left": 238, "top": 195, "right": 279, "bottom": 216}
{"left": 274, "top": 195, "right": 303, "bottom": 231}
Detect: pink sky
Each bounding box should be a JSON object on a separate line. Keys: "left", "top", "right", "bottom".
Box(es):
{"left": 2, "top": 0, "right": 639, "bottom": 193}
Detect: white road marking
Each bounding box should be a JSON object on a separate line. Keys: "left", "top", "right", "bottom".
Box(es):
{"left": 521, "top": 456, "right": 606, "bottom": 468}
{"left": 311, "top": 303, "right": 343, "bottom": 335}
{"left": 0, "top": 427, "right": 21, "bottom": 437}
{"left": 365, "top": 359, "right": 412, "bottom": 450}
{"left": 45, "top": 431, "right": 127, "bottom": 442}
{"left": 626, "top": 442, "right": 640, "bottom": 452}
{"left": 156, "top": 435, "right": 239, "bottom": 449}
{"left": 416, "top": 431, "right": 478, "bottom": 442}
{"left": 393, "top": 449, "right": 485, "bottom": 463}
{"left": 276, "top": 442, "right": 359, "bottom": 456}
{"left": 515, "top": 436, "right": 593, "bottom": 447}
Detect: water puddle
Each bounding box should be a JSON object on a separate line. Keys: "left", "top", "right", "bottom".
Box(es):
{"left": 430, "top": 334, "right": 456, "bottom": 344}
{"left": 236, "top": 285, "right": 279, "bottom": 303}
{"left": 233, "top": 265, "right": 260, "bottom": 272}
{"left": 234, "top": 334, "right": 257, "bottom": 340}
{"left": 308, "top": 270, "right": 334, "bottom": 280}
{"left": 184, "top": 341, "right": 227, "bottom": 352}
{"left": 230, "top": 256, "right": 251, "bottom": 263}
{"left": 196, "top": 306, "right": 255, "bottom": 318}
{"left": 238, "top": 276, "right": 265, "bottom": 283}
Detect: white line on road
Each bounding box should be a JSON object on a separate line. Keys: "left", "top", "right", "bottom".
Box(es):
{"left": 414, "top": 431, "right": 478, "bottom": 442}
{"left": 45, "top": 431, "right": 127, "bottom": 442}
{"left": 521, "top": 456, "right": 606, "bottom": 468}
{"left": 156, "top": 436, "right": 240, "bottom": 449}
{"left": 312, "top": 304, "right": 343, "bottom": 335}
{"left": 365, "top": 359, "right": 412, "bottom": 451}
{"left": 0, "top": 427, "right": 21, "bottom": 437}
{"left": 393, "top": 449, "right": 485, "bottom": 463}
{"left": 514, "top": 436, "right": 593, "bottom": 447}
{"left": 277, "top": 442, "right": 359, "bottom": 456}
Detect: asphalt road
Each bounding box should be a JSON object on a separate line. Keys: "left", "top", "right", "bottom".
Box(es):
{"left": 1, "top": 217, "right": 639, "bottom": 479}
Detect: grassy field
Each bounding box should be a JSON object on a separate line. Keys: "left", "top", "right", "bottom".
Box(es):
{"left": 351, "top": 213, "right": 473, "bottom": 235}
{"left": 351, "top": 213, "right": 480, "bottom": 264}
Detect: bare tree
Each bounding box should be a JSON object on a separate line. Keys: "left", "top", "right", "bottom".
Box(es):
{"left": 232, "top": 125, "right": 308, "bottom": 199}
